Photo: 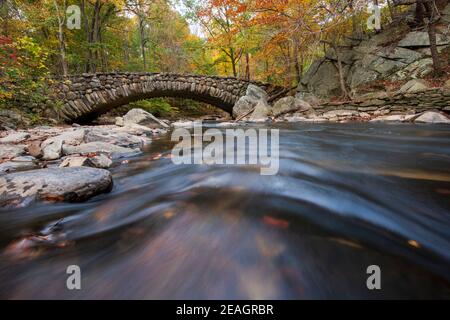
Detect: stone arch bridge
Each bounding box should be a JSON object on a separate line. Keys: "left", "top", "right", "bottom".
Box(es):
{"left": 51, "top": 73, "right": 285, "bottom": 122}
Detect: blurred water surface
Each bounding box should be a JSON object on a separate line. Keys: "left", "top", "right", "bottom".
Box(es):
{"left": 0, "top": 122, "right": 449, "bottom": 299}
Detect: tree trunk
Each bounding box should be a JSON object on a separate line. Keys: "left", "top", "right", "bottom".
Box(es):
{"left": 0, "top": 0, "right": 9, "bottom": 37}
{"left": 53, "top": 0, "right": 68, "bottom": 77}
{"left": 229, "top": 48, "right": 237, "bottom": 77}
{"left": 139, "top": 15, "right": 147, "bottom": 70}
{"left": 244, "top": 52, "right": 250, "bottom": 80}
{"left": 293, "top": 38, "right": 302, "bottom": 85}
{"left": 325, "top": 40, "right": 349, "bottom": 99}
{"left": 424, "top": 1, "right": 442, "bottom": 75}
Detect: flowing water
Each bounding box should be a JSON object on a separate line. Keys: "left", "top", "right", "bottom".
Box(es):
{"left": 0, "top": 122, "right": 449, "bottom": 299}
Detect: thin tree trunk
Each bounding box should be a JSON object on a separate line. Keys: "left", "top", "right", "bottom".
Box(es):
{"left": 424, "top": 1, "right": 442, "bottom": 75}
{"left": 53, "top": 0, "right": 68, "bottom": 77}
{"left": 139, "top": 16, "right": 147, "bottom": 70}
{"left": 323, "top": 40, "right": 349, "bottom": 99}
{"left": 293, "top": 38, "right": 301, "bottom": 85}
{"left": 245, "top": 52, "right": 250, "bottom": 80}
{"left": 230, "top": 48, "right": 237, "bottom": 77}
{"left": 0, "top": 0, "right": 9, "bottom": 37}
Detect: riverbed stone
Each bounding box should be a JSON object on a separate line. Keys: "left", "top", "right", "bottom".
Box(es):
{"left": 249, "top": 99, "right": 271, "bottom": 122}
{"left": 59, "top": 156, "right": 94, "bottom": 168}
{"left": 272, "top": 97, "right": 312, "bottom": 117}
{"left": 41, "top": 129, "right": 86, "bottom": 160}
{"left": 232, "top": 96, "right": 257, "bottom": 119}
{"left": 370, "top": 114, "right": 416, "bottom": 122}
{"left": 246, "top": 84, "right": 268, "bottom": 101}
{"left": 0, "top": 144, "right": 26, "bottom": 159}
{"left": 0, "top": 156, "right": 38, "bottom": 175}
{"left": 0, "top": 167, "right": 113, "bottom": 206}
{"left": 62, "top": 141, "right": 141, "bottom": 159}
{"left": 123, "top": 108, "right": 169, "bottom": 128}
{"left": 85, "top": 128, "right": 150, "bottom": 148}
{"left": 41, "top": 137, "right": 64, "bottom": 160}
{"left": 414, "top": 111, "right": 450, "bottom": 124}
{"left": 89, "top": 154, "right": 113, "bottom": 168}
{"left": 0, "top": 132, "right": 31, "bottom": 144}
{"left": 321, "top": 109, "right": 357, "bottom": 119}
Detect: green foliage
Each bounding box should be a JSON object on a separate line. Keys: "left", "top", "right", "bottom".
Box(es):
{"left": 128, "top": 98, "right": 177, "bottom": 117}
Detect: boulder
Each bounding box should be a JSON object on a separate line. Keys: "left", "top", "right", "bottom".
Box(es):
{"left": 0, "top": 167, "right": 113, "bottom": 207}
{"left": 272, "top": 97, "right": 312, "bottom": 117}
{"left": 41, "top": 137, "right": 64, "bottom": 160}
{"left": 399, "top": 79, "right": 430, "bottom": 93}
{"left": 0, "top": 144, "right": 26, "bottom": 159}
{"left": 0, "top": 156, "right": 38, "bottom": 175}
{"left": 321, "top": 110, "right": 357, "bottom": 119}
{"left": 59, "top": 156, "right": 94, "bottom": 168}
{"left": 41, "top": 129, "right": 86, "bottom": 160}
{"left": 59, "top": 154, "right": 113, "bottom": 169}
{"left": 414, "top": 112, "right": 450, "bottom": 124}
{"left": 233, "top": 85, "right": 269, "bottom": 119}
{"left": 115, "top": 117, "right": 125, "bottom": 126}
{"left": 122, "top": 108, "right": 169, "bottom": 128}
{"left": 85, "top": 128, "right": 150, "bottom": 148}
{"left": 116, "top": 123, "right": 154, "bottom": 135}
{"left": 62, "top": 141, "right": 141, "bottom": 159}
{"left": 90, "top": 154, "right": 113, "bottom": 168}
{"left": 233, "top": 96, "right": 257, "bottom": 119}
{"left": 245, "top": 84, "right": 268, "bottom": 101}
{"left": 393, "top": 58, "right": 433, "bottom": 80}
{"left": 303, "top": 60, "right": 345, "bottom": 97}
{"left": 398, "top": 31, "right": 450, "bottom": 48}
{"left": 370, "top": 114, "right": 416, "bottom": 122}
{"left": 442, "top": 3, "right": 450, "bottom": 23}
{"left": 27, "top": 140, "right": 43, "bottom": 158}
{"left": 249, "top": 99, "right": 271, "bottom": 122}
{"left": 0, "top": 132, "right": 30, "bottom": 144}
{"left": 295, "top": 92, "right": 321, "bottom": 107}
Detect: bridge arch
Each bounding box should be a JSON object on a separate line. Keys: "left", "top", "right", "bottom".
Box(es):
{"left": 52, "top": 73, "right": 281, "bottom": 122}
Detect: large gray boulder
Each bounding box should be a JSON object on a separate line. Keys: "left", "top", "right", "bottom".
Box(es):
{"left": 0, "top": 167, "right": 112, "bottom": 207}
{"left": 246, "top": 84, "right": 268, "bottom": 101}
{"left": 232, "top": 85, "right": 269, "bottom": 119}
{"left": 414, "top": 112, "right": 450, "bottom": 124}
{"left": 272, "top": 97, "right": 312, "bottom": 117}
{"left": 121, "top": 108, "right": 169, "bottom": 128}
{"left": 232, "top": 96, "right": 257, "bottom": 119}
{"left": 62, "top": 141, "right": 141, "bottom": 159}
{"left": 398, "top": 31, "right": 450, "bottom": 48}
{"left": 249, "top": 99, "right": 271, "bottom": 122}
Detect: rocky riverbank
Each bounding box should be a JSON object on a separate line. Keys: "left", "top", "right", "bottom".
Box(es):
{"left": 232, "top": 82, "right": 450, "bottom": 124}
{"left": 0, "top": 108, "right": 168, "bottom": 208}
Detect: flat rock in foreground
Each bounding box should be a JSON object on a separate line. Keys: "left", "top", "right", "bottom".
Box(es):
{"left": 0, "top": 167, "right": 113, "bottom": 207}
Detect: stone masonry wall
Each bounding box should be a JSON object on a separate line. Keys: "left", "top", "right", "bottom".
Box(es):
{"left": 51, "top": 72, "right": 281, "bottom": 122}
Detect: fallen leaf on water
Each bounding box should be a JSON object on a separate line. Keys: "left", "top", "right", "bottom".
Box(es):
{"left": 408, "top": 240, "right": 421, "bottom": 248}
{"left": 436, "top": 188, "right": 450, "bottom": 195}
{"left": 262, "top": 215, "right": 289, "bottom": 229}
